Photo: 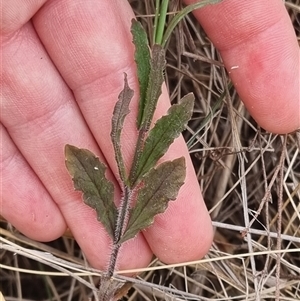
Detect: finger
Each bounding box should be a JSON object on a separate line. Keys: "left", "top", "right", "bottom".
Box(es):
{"left": 0, "top": 124, "right": 66, "bottom": 241}
{"left": 185, "top": 0, "right": 299, "bottom": 134}
{"left": 1, "top": 0, "right": 47, "bottom": 35}
{"left": 33, "top": 0, "right": 213, "bottom": 263}
{"left": 1, "top": 20, "right": 152, "bottom": 270}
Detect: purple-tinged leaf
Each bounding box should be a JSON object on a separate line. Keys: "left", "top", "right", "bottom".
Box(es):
{"left": 111, "top": 74, "right": 134, "bottom": 183}
{"left": 65, "top": 145, "right": 117, "bottom": 239}
{"left": 120, "top": 157, "right": 186, "bottom": 243}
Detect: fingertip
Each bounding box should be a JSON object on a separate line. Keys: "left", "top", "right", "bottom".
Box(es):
{"left": 2, "top": 184, "right": 68, "bottom": 242}
{"left": 21, "top": 215, "right": 67, "bottom": 242}
{"left": 184, "top": 0, "right": 299, "bottom": 134}
{"left": 1, "top": 0, "right": 47, "bottom": 36}
{"left": 2, "top": 201, "right": 67, "bottom": 242}
{"left": 224, "top": 37, "right": 299, "bottom": 135}
{"left": 1, "top": 126, "right": 67, "bottom": 242}
{"left": 151, "top": 198, "right": 213, "bottom": 265}
{"left": 143, "top": 138, "right": 214, "bottom": 264}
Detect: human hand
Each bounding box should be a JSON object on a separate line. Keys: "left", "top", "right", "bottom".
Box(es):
{"left": 0, "top": 0, "right": 212, "bottom": 271}
{"left": 1, "top": 0, "right": 299, "bottom": 272}
{"left": 185, "top": 0, "right": 299, "bottom": 134}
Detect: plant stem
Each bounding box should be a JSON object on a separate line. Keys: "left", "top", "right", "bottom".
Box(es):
{"left": 106, "top": 186, "right": 132, "bottom": 277}
{"left": 106, "top": 243, "right": 121, "bottom": 277}
{"left": 153, "top": 0, "right": 160, "bottom": 46}
{"left": 115, "top": 186, "right": 132, "bottom": 243}
{"left": 154, "top": 0, "right": 169, "bottom": 45}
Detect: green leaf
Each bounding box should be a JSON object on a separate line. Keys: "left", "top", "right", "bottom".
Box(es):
{"left": 111, "top": 73, "right": 134, "bottom": 183}
{"left": 131, "top": 93, "right": 194, "bottom": 185}
{"left": 131, "top": 19, "right": 151, "bottom": 129}
{"left": 120, "top": 157, "right": 186, "bottom": 243}
{"left": 140, "top": 44, "right": 166, "bottom": 131}
{"left": 161, "top": 0, "right": 222, "bottom": 47}
{"left": 65, "top": 145, "right": 117, "bottom": 239}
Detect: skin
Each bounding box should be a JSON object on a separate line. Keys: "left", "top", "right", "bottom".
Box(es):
{"left": 1, "top": 0, "right": 299, "bottom": 272}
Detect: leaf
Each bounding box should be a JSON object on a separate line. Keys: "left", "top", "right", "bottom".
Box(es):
{"left": 110, "top": 73, "right": 134, "bottom": 182}
{"left": 120, "top": 157, "right": 186, "bottom": 243}
{"left": 161, "top": 0, "right": 223, "bottom": 47}
{"left": 131, "top": 93, "right": 194, "bottom": 185}
{"left": 65, "top": 145, "right": 117, "bottom": 239}
{"left": 131, "top": 19, "right": 151, "bottom": 129}
{"left": 140, "top": 44, "right": 166, "bottom": 131}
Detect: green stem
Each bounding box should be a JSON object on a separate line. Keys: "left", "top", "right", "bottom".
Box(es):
{"left": 154, "top": 0, "right": 169, "bottom": 45}
{"left": 153, "top": 0, "right": 160, "bottom": 46}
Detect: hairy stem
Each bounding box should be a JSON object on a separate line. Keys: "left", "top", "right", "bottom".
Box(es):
{"left": 106, "top": 243, "right": 121, "bottom": 278}
{"left": 106, "top": 186, "right": 132, "bottom": 277}
{"left": 115, "top": 186, "right": 132, "bottom": 243}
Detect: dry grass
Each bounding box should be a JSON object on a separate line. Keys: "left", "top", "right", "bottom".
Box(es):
{"left": 1, "top": 1, "right": 300, "bottom": 300}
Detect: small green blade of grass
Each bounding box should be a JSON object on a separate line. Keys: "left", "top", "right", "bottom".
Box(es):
{"left": 161, "top": 0, "right": 222, "bottom": 47}
{"left": 153, "top": 0, "right": 161, "bottom": 45}
{"left": 154, "top": 0, "right": 169, "bottom": 45}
